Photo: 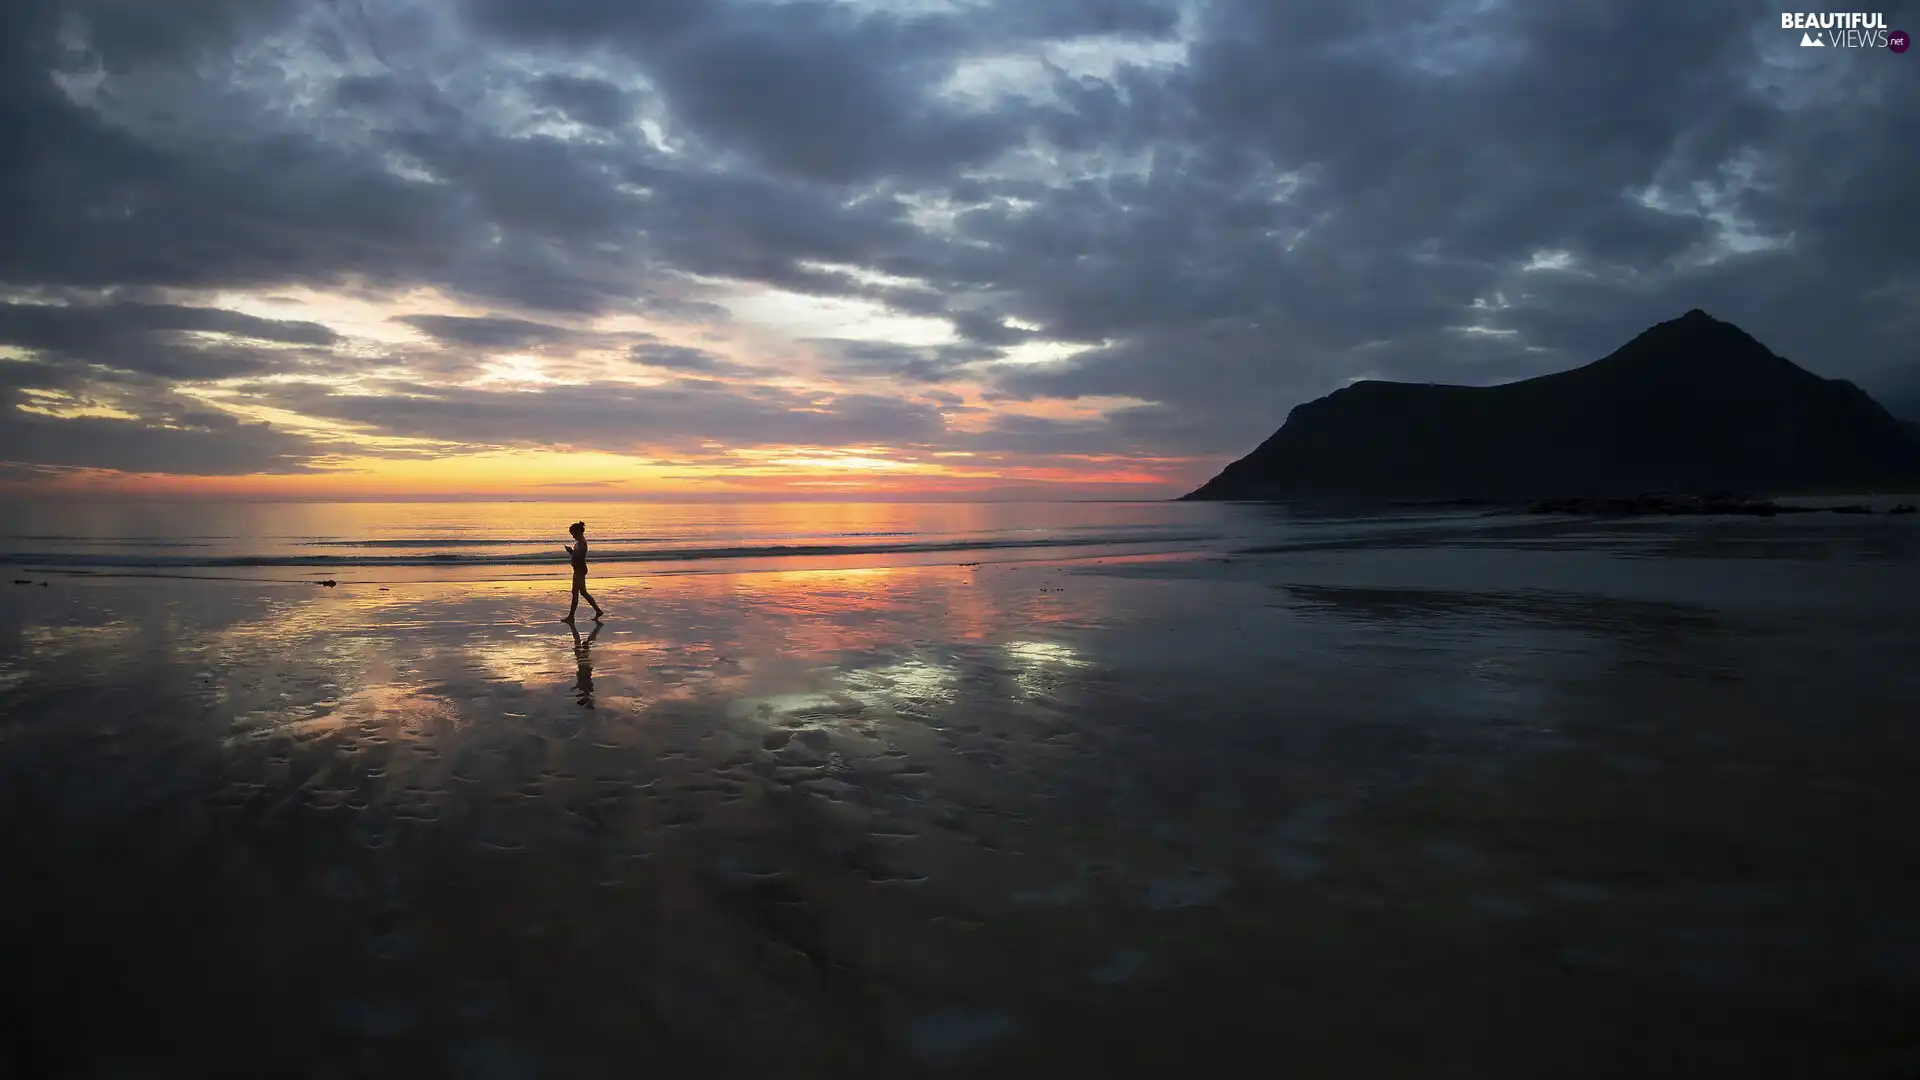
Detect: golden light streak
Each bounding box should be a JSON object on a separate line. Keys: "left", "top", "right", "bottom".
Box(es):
{"left": 13, "top": 389, "right": 140, "bottom": 421}
{"left": 763, "top": 457, "right": 922, "bottom": 471}
{"left": 203, "top": 287, "right": 441, "bottom": 345}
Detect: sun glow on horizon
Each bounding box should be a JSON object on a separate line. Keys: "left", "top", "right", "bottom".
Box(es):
{"left": 2, "top": 272, "right": 1205, "bottom": 501}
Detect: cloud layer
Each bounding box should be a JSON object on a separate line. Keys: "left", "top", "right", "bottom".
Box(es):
{"left": 1, "top": 0, "right": 1914, "bottom": 492}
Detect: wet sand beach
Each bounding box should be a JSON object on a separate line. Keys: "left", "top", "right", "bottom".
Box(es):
{"left": 2, "top": 511, "right": 1917, "bottom": 1078}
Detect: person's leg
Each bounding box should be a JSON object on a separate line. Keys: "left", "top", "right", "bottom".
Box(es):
{"left": 565, "top": 579, "right": 581, "bottom": 621}
{"left": 581, "top": 585, "right": 603, "bottom": 618}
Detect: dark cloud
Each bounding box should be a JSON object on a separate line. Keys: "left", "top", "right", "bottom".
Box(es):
{"left": 249, "top": 377, "right": 946, "bottom": 453}
{"left": 639, "top": 297, "right": 734, "bottom": 323}
{"left": 945, "top": 0, "right": 1918, "bottom": 449}
{"left": 0, "top": 301, "right": 342, "bottom": 380}
{"left": 947, "top": 310, "right": 1037, "bottom": 348}
{"left": 630, "top": 343, "right": 763, "bottom": 377}
{"left": 43, "top": 0, "right": 307, "bottom": 72}
{"left": 957, "top": 413, "right": 1119, "bottom": 457}
{"left": 332, "top": 74, "right": 412, "bottom": 111}
{"left": 638, "top": 8, "right": 1014, "bottom": 185}
{"left": 0, "top": 359, "right": 92, "bottom": 406}
{"left": 0, "top": 0, "right": 1911, "bottom": 485}
{"left": 0, "top": 0, "right": 468, "bottom": 298}
{"left": 0, "top": 411, "right": 320, "bottom": 476}
{"left": 394, "top": 314, "right": 575, "bottom": 350}
{"left": 812, "top": 340, "right": 999, "bottom": 384}
{"left": 612, "top": 163, "right": 932, "bottom": 300}
{"left": 465, "top": 0, "right": 1178, "bottom": 185}
{"left": 996, "top": 0, "right": 1182, "bottom": 40}
{"left": 0, "top": 301, "right": 337, "bottom": 349}
{"left": 528, "top": 74, "right": 637, "bottom": 130}
{"left": 461, "top": 0, "right": 712, "bottom": 46}
{"left": 0, "top": 384, "right": 322, "bottom": 476}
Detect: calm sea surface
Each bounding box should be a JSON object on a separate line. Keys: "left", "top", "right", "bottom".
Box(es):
{"left": 0, "top": 499, "right": 1464, "bottom": 581}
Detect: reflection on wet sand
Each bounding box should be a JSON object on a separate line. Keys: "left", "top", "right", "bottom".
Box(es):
{"left": 1, "top": 549, "right": 1918, "bottom": 1078}
{"left": 571, "top": 620, "right": 601, "bottom": 709}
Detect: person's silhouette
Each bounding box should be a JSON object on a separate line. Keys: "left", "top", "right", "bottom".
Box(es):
{"left": 562, "top": 520, "right": 604, "bottom": 623}
{"left": 571, "top": 619, "right": 601, "bottom": 708}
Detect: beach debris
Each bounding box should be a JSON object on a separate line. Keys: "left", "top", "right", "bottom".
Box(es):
{"left": 11, "top": 579, "right": 30, "bottom": 585}
{"left": 1891, "top": 504, "right": 1917, "bottom": 515}
{"left": 317, "top": 579, "right": 339, "bottom": 587}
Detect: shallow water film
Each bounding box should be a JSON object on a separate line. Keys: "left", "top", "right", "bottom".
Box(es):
{"left": 3, "top": 512, "right": 1918, "bottom": 1077}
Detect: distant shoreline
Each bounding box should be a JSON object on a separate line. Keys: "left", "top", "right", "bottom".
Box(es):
{"left": 1179, "top": 492, "right": 1920, "bottom": 517}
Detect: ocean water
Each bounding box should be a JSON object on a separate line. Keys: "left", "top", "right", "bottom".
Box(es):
{"left": 0, "top": 499, "right": 1436, "bottom": 580}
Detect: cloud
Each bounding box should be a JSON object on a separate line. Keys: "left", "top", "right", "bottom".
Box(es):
{"left": 394, "top": 314, "right": 576, "bottom": 350}
{"left": 0, "top": 4, "right": 471, "bottom": 298}
{"left": 527, "top": 74, "right": 637, "bottom": 130}
{"left": 0, "top": 300, "right": 343, "bottom": 380}
{"left": 248, "top": 377, "right": 947, "bottom": 454}
{"left": 812, "top": 340, "right": 998, "bottom": 384}
{"left": 0, "top": 390, "right": 323, "bottom": 476}
{"left": 947, "top": 0, "right": 1919, "bottom": 449}
{"left": 464, "top": 0, "right": 1180, "bottom": 185}
{"left": 629, "top": 343, "right": 764, "bottom": 376}
{"left": 0, "top": 301, "right": 338, "bottom": 349}
{"left": 0, "top": 0, "right": 1911, "bottom": 489}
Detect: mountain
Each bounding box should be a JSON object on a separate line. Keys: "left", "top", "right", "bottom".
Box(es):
{"left": 1182, "top": 310, "right": 1920, "bottom": 501}
{"left": 1874, "top": 388, "right": 1920, "bottom": 429}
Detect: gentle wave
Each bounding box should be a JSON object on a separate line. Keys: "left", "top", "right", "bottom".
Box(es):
{"left": 295, "top": 531, "right": 920, "bottom": 547}
{"left": 3, "top": 532, "right": 1216, "bottom": 570}
{"left": 0, "top": 537, "right": 224, "bottom": 547}
{"left": 3, "top": 524, "right": 1154, "bottom": 550}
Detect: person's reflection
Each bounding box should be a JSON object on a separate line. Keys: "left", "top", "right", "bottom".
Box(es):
{"left": 570, "top": 620, "right": 602, "bottom": 709}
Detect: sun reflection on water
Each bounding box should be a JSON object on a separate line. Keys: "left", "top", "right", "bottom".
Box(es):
{"left": 840, "top": 657, "right": 959, "bottom": 709}
{"left": 1004, "top": 639, "right": 1086, "bottom": 696}
{"left": 466, "top": 635, "right": 560, "bottom": 686}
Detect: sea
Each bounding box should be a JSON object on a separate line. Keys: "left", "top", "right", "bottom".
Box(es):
{"left": 0, "top": 499, "right": 1433, "bottom": 582}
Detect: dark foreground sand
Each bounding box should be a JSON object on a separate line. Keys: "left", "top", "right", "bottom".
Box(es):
{"left": 1, "top": 514, "right": 1917, "bottom": 1078}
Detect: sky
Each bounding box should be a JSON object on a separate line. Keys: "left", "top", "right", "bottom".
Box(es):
{"left": 0, "top": 0, "right": 1915, "bottom": 501}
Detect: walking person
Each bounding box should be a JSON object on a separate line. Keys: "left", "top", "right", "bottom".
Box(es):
{"left": 562, "top": 520, "right": 604, "bottom": 623}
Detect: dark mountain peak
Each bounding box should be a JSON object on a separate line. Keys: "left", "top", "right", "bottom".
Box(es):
{"left": 1628, "top": 306, "right": 1745, "bottom": 346}
{"left": 1182, "top": 311, "right": 1920, "bottom": 502}
{"left": 1575, "top": 306, "right": 1804, "bottom": 386}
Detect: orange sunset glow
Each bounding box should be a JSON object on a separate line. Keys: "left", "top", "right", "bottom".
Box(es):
{"left": 2, "top": 285, "right": 1208, "bottom": 500}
